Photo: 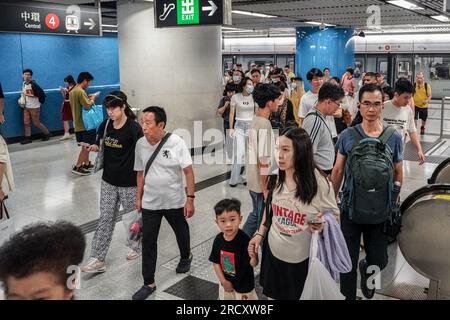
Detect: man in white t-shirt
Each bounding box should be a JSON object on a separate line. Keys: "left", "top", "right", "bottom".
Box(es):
{"left": 20, "top": 69, "right": 51, "bottom": 145}
{"left": 132, "top": 107, "right": 195, "bottom": 300}
{"left": 381, "top": 78, "right": 425, "bottom": 164}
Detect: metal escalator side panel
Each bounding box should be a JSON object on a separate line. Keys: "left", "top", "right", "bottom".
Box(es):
{"left": 428, "top": 157, "right": 450, "bottom": 184}
{"left": 400, "top": 184, "right": 450, "bottom": 214}
{"left": 398, "top": 195, "right": 450, "bottom": 285}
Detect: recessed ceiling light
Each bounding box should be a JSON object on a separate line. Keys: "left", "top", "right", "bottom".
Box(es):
{"left": 387, "top": 0, "right": 424, "bottom": 10}
{"left": 304, "top": 21, "right": 335, "bottom": 27}
{"left": 431, "top": 15, "right": 450, "bottom": 22}
{"left": 232, "top": 10, "right": 276, "bottom": 18}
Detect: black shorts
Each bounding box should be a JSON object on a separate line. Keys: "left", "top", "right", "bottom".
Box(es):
{"left": 75, "top": 129, "right": 97, "bottom": 145}
{"left": 415, "top": 107, "right": 428, "bottom": 121}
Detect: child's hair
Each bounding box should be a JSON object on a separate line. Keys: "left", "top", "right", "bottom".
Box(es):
{"left": 214, "top": 198, "right": 241, "bottom": 216}
{"left": 0, "top": 221, "right": 85, "bottom": 292}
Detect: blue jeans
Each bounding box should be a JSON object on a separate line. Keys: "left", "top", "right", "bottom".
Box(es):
{"left": 230, "top": 120, "right": 251, "bottom": 185}
{"left": 242, "top": 191, "right": 265, "bottom": 237}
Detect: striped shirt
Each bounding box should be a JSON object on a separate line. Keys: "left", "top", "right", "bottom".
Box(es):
{"left": 302, "top": 109, "right": 336, "bottom": 171}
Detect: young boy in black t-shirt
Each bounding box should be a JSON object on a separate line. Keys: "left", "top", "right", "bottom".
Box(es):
{"left": 209, "top": 199, "right": 258, "bottom": 300}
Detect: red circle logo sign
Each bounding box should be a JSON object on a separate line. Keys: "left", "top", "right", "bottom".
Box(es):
{"left": 384, "top": 44, "right": 391, "bottom": 52}
{"left": 45, "top": 14, "right": 60, "bottom": 30}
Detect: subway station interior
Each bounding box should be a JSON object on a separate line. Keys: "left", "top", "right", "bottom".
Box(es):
{"left": 0, "top": 0, "right": 449, "bottom": 302}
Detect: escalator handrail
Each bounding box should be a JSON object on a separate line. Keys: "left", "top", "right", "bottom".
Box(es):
{"left": 428, "top": 157, "right": 450, "bottom": 184}
{"left": 400, "top": 183, "right": 450, "bottom": 214}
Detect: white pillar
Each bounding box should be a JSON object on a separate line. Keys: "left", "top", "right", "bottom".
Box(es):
{"left": 117, "top": 0, "right": 222, "bottom": 149}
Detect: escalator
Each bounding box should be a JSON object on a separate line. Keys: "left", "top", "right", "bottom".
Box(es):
{"left": 428, "top": 157, "right": 450, "bottom": 184}
{"left": 398, "top": 184, "right": 450, "bottom": 299}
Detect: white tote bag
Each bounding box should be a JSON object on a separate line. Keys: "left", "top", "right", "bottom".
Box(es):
{"left": 0, "top": 200, "right": 14, "bottom": 247}
{"left": 300, "top": 232, "right": 345, "bottom": 300}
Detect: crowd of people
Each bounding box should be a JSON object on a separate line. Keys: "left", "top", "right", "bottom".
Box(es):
{"left": 0, "top": 62, "right": 434, "bottom": 301}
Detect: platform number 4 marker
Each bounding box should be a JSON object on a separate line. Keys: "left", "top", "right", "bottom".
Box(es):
{"left": 45, "top": 13, "right": 60, "bottom": 30}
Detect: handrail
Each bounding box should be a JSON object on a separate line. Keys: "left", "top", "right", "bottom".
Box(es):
{"left": 440, "top": 97, "right": 450, "bottom": 139}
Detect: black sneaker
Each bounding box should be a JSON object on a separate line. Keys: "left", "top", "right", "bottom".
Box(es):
{"left": 132, "top": 285, "right": 156, "bottom": 300}
{"left": 359, "top": 259, "right": 375, "bottom": 299}
{"left": 41, "top": 133, "right": 52, "bottom": 141}
{"left": 176, "top": 253, "right": 193, "bottom": 274}
{"left": 20, "top": 138, "right": 32, "bottom": 145}
{"left": 72, "top": 165, "right": 91, "bottom": 176}
{"left": 83, "top": 161, "right": 95, "bottom": 171}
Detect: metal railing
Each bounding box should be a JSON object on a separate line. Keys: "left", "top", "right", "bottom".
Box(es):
{"left": 440, "top": 97, "right": 450, "bottom": 139}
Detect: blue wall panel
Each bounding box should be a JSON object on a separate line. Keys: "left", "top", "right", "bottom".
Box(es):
{"left": 296, "top": 27, "right": 355, "bottom": 91}
{"left": 0, "top": 33, "right": 119, "bottom": 139}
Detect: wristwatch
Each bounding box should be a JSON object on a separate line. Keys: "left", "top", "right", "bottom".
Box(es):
{"left": 187, "top": 195, "right": 195, "bottom": 199}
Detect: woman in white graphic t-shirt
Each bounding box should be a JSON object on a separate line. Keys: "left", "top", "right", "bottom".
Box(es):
{"left": 248, "top": 127, "right": 339, "bottom": 300}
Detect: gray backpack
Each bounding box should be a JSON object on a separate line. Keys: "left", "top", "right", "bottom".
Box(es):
{"left": 342, "top": 126, "right": 396, "bottom": 224}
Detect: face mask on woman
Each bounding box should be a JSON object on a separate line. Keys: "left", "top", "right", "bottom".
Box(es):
{"left": 245, "top": 85, "right": 254, "bottom": 94}
{"left": 233, "top": 75, "right": 241, "bottom": 82}
{"left": 291, "top": 83, "right": 297, "bottom": 90}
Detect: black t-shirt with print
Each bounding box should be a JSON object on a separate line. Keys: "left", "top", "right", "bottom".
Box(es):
{"left": 98, "top": 117, "right": 143, "bottom": 187}
{"left": 209, "top": 229, "right": 255, "bottom": 293}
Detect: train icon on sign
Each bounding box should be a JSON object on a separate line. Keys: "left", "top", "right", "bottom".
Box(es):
{"left": 65, "top": 15, "right": 80, "bottom": 33}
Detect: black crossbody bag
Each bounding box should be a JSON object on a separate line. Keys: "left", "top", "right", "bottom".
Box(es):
{"left": 144, "top": 133, "right": 172, "bottom": 178}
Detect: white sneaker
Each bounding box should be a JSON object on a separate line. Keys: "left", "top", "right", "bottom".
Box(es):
{"left": 126, "top": 250, "right": 141, "bottom": 261}
{"left": 59, "top": 133, "right": 72, "bottom": 141}
{"left": 81, "top": 258, "right": 106, "bottom": 273}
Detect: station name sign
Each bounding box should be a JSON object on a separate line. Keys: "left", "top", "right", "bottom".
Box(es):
{"left": 155, "top": 0, "right": 226, "bottom": 28}
{"left": 0, "top": 1, "right": 101, "bottom": 36}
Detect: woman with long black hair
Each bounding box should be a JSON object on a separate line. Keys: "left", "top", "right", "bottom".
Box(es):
{"left": 81, "top": 91, "right": 143, "bottom": 273}
{"left": 248, "top": 127, "right": 339, "bottom": 300}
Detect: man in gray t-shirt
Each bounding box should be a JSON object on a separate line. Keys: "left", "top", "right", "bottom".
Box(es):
{"left": 302, "top": 82, "right": 345, "bottom": 174}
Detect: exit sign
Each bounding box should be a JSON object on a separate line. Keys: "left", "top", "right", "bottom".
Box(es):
{"left": 177, "top": 0, "right": 199, "bottom": 25}
{"left": 155, "top": 0, "right": 225, "bottom": 28}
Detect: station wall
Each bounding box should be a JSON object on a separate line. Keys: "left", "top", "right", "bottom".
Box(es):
{"left": 0, "top": 32, "right": 119, "bottom": 139}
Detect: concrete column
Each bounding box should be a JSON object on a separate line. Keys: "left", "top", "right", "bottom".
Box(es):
{"left": 117, "top": 0, "right": 222, "bottom": 148}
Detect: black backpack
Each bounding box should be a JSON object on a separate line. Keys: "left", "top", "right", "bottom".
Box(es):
{"left": 30, "top": 81, "right": 46, "bottom": 104}
{"left": 414, "top": 82, "right": 429, "bottom": 96}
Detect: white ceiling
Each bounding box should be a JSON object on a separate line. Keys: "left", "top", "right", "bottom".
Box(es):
{"left": 30, "top": 0, "right": 450, "bottom": 34}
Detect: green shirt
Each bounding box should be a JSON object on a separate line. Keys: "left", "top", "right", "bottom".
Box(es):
{"left": 69, "top": 86, "right": 92, "bottom": 132}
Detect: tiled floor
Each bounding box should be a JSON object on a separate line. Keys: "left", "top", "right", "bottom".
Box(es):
{"left": 0, "top": 129, "right": 448, "bottom": 300}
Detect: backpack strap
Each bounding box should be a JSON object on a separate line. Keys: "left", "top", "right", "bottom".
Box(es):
{"left": 378, "top": 126, "right": 396, "bottom": 145}
{"left": 144, "top": 132, "right": 172, "bottom": 179}
{"left": 348, "top": 127, "right": 364, "bottom": 148}
{"left": 304, "top": 110, "right": 332, "bottom": 139}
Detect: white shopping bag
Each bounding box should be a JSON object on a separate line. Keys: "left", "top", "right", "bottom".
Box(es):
{"left": 0, "top": 200, "right": 14, "bottom": 247}
{"left": 122, "top": 210, "right": 142, "bottom": 253}
{"left": 300, "top": 232, "right": 345, "bottom": 300}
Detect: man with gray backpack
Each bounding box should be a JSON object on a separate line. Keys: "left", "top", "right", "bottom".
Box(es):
{"left": 331, "top": 84, "right": 404, "bottom": 300}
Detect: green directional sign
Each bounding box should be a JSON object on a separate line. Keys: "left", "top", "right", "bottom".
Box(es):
{"left": 177, "top": 0, "right": 199, "bottom": 25}
{"left": 155, "top": 0, "right": 226, "bottom": 28}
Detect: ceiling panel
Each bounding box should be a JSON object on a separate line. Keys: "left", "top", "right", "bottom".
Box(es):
{"left": 26, "top": 0, "right": 450, "bottom": 34}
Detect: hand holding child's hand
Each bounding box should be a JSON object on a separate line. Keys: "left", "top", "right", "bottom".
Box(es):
{"left": 221, "top": 280, "right": 234, "bottom": 293}
{"left": 248, "top": 244, "right": 256, "bottom": 258}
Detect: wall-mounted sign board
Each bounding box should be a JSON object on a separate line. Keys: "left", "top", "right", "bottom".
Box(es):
{"left": 0, "top": 1, "right": 101, "bottom": 36}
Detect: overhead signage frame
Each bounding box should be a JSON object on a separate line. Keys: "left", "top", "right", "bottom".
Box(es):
{"left": 0, "top": 1, "right": 102, "bottom": 36}
{"left": 154, "top": 0, "right": 230, "bottom": 28}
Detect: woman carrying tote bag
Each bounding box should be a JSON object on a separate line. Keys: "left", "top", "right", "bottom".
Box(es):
{"left": 248, "top": 128, "right": 339, "bottom": 300}
{"left": 81, "top": 91, "right": 143, "bottom": 273}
